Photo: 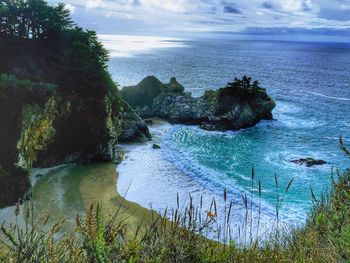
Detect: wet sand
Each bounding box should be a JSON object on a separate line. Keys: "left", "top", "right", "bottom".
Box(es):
{"left": 1, "top": 163, "right": 160, "bottom": 238}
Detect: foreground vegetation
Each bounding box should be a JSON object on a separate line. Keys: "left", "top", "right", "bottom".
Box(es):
{"left": 0, "top": 139, "right": 349, "bottom": 262}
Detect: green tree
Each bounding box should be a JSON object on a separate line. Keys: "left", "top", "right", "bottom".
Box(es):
{"left": 57, "top": 28, "right": 112, "bottom": 96}
{"left": 0, "top": 0, "right": 73, "bottom": 39}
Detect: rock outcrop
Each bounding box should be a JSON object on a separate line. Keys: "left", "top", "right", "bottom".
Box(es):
{"left": 118, "top": 99, "right": 151, "bottom": 142}
{"left": 121, "top": 76, "right": 276, "bottom": 131}
{"left": 0, "top": 57, "right": 150, "bottom": 208}
{"left": 0, "top": 5, "right": 152, "bottom": 209}
{"left": 291, "top": 158, "right": 327, "bottom": 167}
{"left": 121, "top": 76, "right": 184, "bottom": 108}
{"left": 0, "top": 76, "right": 150, "bottom": 208}
{"left": 152, "top": 143, "right": 161, "bottom": 149}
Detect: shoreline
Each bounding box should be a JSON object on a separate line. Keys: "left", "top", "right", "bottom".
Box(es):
{"left": 117, "top": 120, "right": 298, "bottom": 242}
{"left": 79, "top": 163, "right": 161, "bottom": 237}
{"left": 0, "top": 162, "right": 161, "bottom": 238}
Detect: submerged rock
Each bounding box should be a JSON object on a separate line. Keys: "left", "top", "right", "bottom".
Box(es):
{"left": 121, "top": 76, "right": 276, "bottom": 131}
{"left": 291, "top": 158, "right": 327, "bottom": 167}
{"left": 152, "top": 143, "right": 161, "bottom": 149}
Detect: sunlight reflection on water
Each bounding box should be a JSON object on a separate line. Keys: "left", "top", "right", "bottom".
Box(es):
{"left": 99, "top": 34, "right": 187, "bottom": 57}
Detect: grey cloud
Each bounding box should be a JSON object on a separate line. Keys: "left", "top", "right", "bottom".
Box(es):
{"left": 48, "top": 0, "right": 350, "bottom": 38}
{"left": 261, "top": 1, "right": 274, "bottom": 9}
{"left": 223, "top": 5, "right": 242, "bottom": 14}
{"left": 302, "top": 2, "right": 312, "bottom": 11}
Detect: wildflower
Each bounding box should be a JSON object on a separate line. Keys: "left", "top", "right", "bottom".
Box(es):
{"left": 207, "top": 211, "right": 217, "bottom": 218}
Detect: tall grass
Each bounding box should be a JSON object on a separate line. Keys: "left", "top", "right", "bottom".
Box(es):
{"left": 1, "top": 139, "right": 350, "bottom": 262}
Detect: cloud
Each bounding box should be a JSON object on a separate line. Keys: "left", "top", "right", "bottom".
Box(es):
{"left": 65, "top": 3, "right": 76, "bottom": 13}
{"left": 223, "top": 5, "right": 242, "bottom": 14}
{"left": 47, "top": 0, "right": 350, "bottom": 38}
{"left": 316, "top": 0, "right": 350, "bottom": 21}
{"left": 140, "top": 0, "right": 187, "bottom": 12}
{"left": 280, "top": 0, "right": 304, "bottom": 12}
{"left": 261, "top": 1, "right": 274, "bottom": 9}
{"left": 132, "top": 0, "right": 141, "bottom": 6}
{"left": 86, "top": 0, "right": 106, "bottom": 9}
{"left": 258, "top": 0, "right": 314, "bottom": 13}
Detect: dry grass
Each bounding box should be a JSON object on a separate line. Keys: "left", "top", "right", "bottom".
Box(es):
{"left": 1, "top": 168, "right": 348, "bottom": 263}
{"left": 1, "top": 139, "right": 350, "bottom": 262}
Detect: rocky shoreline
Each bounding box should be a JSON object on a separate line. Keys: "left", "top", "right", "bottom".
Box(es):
{"left": 121, "top": 76, "right": 276, "bottom": 131}
{"left": 0, "top": 73, "right": 275, "bottom": 208}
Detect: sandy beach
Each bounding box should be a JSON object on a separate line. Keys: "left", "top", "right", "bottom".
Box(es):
{"left": 0, "top": 163, "right": 160, "bottom": 238}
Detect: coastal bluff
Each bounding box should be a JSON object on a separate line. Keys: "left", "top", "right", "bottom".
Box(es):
{"left": 121, "top": 76, "right": 276, "bottom": 131}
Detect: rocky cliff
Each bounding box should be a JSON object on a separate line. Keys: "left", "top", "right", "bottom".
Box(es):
{"left": 0, "top": 40, "right": 150, "bottom": 208}
{"left": 0, "top": 73, "right": 150, "bottom": 208}
{"left": 122, "top": 76, "right": 276, "bottom": 131}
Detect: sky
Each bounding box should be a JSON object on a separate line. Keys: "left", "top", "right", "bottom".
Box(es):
{"left": 47, "top": 0, "right": 350, "bottom": 40}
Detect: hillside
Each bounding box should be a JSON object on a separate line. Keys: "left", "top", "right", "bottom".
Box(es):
{"left": 0, "top": 0, "right": 150, "bottom": 208}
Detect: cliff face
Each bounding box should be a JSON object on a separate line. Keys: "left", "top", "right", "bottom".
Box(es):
{"left": 0, "top": 42, "right": 150, "bottom": 208}
{"left": 118, "top": 100, "right": 152, "bottom": 142}
{"left": 122, "top": 76, "right": 276, "bottom": 131}
{"left": 0, "top": 75, "right": 54, "bottom": 207}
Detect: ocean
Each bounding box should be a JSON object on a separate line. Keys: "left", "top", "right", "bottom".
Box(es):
{"left": 103, "top": 35, "right": 350, "bottom": 241}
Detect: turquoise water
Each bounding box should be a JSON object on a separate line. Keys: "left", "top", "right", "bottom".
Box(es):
{"left": 111, "top": 38, "right": 350, "bottom": 230}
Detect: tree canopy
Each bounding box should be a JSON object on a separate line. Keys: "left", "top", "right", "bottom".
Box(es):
{"left": 0, "top": 0, "right": 124, "bottom": 208}
{"left": 0, "top": 0, "right": 73, "bottom": 40}
{"left": 0, "top": 0, "right": 113, "bottom": 96}
{"left": 0, "top": 0, "right": 118, "bottom": 168}
{"left": 216, "top": 76, "right": 264, "bottom": 114}
{"left": 225, "top": 75, "right": 260, "bottom": 94}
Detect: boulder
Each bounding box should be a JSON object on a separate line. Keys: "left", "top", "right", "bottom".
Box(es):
{"left": 152, "top": 143, "right": 161, "bottom": 149}
{"left": 164, "top": 77, "right": 185, "bottom": 93}
{"left": 291, "top": 158, "right": 327, "bottom": 167}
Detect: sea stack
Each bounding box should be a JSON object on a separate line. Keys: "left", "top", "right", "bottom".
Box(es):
{"left": 121, "top": 76, "right": 276, "bottom": 131}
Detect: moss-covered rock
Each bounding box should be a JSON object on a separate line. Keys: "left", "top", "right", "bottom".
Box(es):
{"left": 0, "top": 74, "right": 54, "bottom": 208}
{"left": 121, "top": 76, "right": 185, "bottom": 108}
{"left": 121, "top": 76, "right": 164, "bottom": 108}
{"left": 164, "top": 77, "right": 185, "bottom": 93}
{"left": 118, "top": 100, "right": 151, "bottom": 142}
{"left": 17, "top": 97, "right": 57, "bottom": 168}
{"left": 106, "top": 90, "right": 151, "bottom": 143}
